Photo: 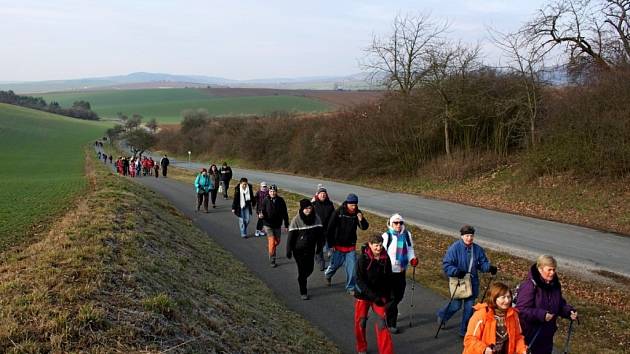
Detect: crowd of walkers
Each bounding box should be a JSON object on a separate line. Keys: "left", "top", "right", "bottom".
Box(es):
{"left": 103, "top": 152, "right": 171, "bottom": 179}
{"left": 195, "top": 173, "right": 578, "bottom": 354}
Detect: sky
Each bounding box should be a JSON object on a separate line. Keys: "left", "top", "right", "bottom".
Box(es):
{"left": 0, "top": 0, "right": 549, "bottom": 82}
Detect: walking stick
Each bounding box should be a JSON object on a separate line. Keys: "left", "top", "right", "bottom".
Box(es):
{"left": 409, "top": 266, "right": 417, "bottom": 328}
{"left": 563, "top": 319, "right": 576, "bottom": 354}
{"left": 435, "top": 280, "right": 461, "bottom": 339}
{"left": 479, "top": 273, "right": 496, "bottom": 303}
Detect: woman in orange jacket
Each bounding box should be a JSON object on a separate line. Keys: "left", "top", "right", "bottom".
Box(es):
{"left": 463, "top": 282, "right": 527, "bottom": 354}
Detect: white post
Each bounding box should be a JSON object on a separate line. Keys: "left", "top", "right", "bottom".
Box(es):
{"left": 188, "top": 151, "right": 191, "bottom": 167}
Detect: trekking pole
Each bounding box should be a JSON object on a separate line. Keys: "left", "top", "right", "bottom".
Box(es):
{"left": 434, "top": 281, "right": 461, "bottom": 339}
{"left": 479, "top": 273, "right": 496, "bottom": 304}
{"left": 409, "top": 266, "right": 417, "bottom": 328}
{"left": 563, "top": 318, "right": 576, "bottom": 354}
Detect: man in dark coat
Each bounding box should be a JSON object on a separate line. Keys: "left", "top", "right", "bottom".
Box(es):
{"left": 260, "top": 184, "right": 289, "bottom": 267}
{"left": 160, "top": 155, "right": 170, "bottom": 177}
{"left": 219, "top": 162, "right": 233, "bottom": 199}
{"left": 312, "top": 186, "right": 335, "bottom": 271}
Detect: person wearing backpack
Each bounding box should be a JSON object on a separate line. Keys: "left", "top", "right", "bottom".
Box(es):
{"left": 463, "top": 282, "right": 527, "bottom": 354}
{"left": 354, "top": 233, "right": 394, "bottom": 354}
{"left": 381, "top": 213, "right": 418, "bottom": 334}
{"left": 515, "top": 255, "right": 577, "bottom": 354}
{"left": 437, "top": 225, "right": 498, "bottom": 337}
{"left": 286, "top": 199, "right": 324, "bottom": 300}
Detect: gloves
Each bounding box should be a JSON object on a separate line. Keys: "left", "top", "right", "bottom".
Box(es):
{"left": 410, "top": 258, "right": 418, "bottom": 267}
{"left": 457, "top": 270, "right": 467, "bottom": 279}
{"left": 286, "top": 251, "right": 292, "bottom": 259}
{"left": 489, "top": 265, "right": 498, "bottom": 275}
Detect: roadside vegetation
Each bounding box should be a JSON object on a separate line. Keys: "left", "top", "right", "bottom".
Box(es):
{"left": 0, "top": 90, "right": 99, "bottom": 120}
{"left": 0, "top": 104, "right": 109, "bottom": 251}
{"left": 167, "top": 165, "right": 629, "bottom": 353}
{"left": 0, "top": 153, "right": 339, "bottom": 353}
{"left": 39, "top": 88, "right": 331, "bottom": 123}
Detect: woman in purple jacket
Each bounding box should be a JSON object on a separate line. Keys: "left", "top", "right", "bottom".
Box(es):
{"left": 515, "top": 255, "right": 578, "bottom": 354}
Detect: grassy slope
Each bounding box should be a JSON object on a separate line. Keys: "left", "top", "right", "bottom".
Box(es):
{"left": 0, "top": 153, "right": 339, "bottom": 353}
{"left": 167, "top": 166, "right": 629, "bottom": 354}
{"left": 39, "top": 88, "right": 331, "bottom": 123}
{"left": 0, "top": 104, "right": 110, "bottom": 250}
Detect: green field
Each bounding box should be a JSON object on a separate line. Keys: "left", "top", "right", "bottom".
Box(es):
{"left": 39, "top": 88, "right": 331, "bottom": 123}
{"left": 0, "top": 103, "right": 109, "bottom": 249}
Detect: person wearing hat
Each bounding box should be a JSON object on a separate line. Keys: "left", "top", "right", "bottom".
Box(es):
{"left": 194, "top": 168, "right": 212, "bottom": 213}
{"left": 324, "top": 193, "right": 369, "bottom": 295}
{"left": 382, "top": 213, "right": 418, "bottom": 334}
{"left": 254, "top": 181, "right": 269, "bottom": 237}
{"left": 437, "top": 225, "right": 497, "bottom": 337}
{"left": 260, "top": 184, "right": 289, "bottom": 267}
{"left": 231, "top": 177, "right": 256, "bottom": 238}
{"left": 312, "top": 185, "right": 335, "bottom": 271}
{"left": 287, "top": 199, "right": 324, "bottom": 300}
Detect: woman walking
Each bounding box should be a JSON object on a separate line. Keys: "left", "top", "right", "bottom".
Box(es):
{"left": 208, "top": 164, "right": 221, "bottom": 208}
{"left": 231, "top": 177, "right": 256, "bottom": 238}
{"left": 286, "top": 199, "right": 324, "bottom": 300}
{"left": 194, "top": 168, "right": 212, "bottom": 213}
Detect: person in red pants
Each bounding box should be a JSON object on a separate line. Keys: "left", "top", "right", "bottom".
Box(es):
{"left": 354, "top": 234, "right": 394, "bottom": 354}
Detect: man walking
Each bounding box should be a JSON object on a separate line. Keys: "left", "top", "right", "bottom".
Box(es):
{"left": 160, "top": 154, "right": 170, "bottom": 177}
{"left": 325, "top": 193, "right": 369, "bottom": 295}
{"left": 219, "top": 162, "right": 233, "bottom": 199}
{"left": 260, "top": 184, "right": 289, "bottom": 267}
{"left": 312, "top": 186, "right": 335, "bottom": 271}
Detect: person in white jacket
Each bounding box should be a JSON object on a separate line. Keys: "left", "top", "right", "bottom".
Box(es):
{"left": 381, "top": 213, "right": 418, "bottom": 334}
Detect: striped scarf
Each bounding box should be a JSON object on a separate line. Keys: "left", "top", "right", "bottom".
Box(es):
{"left": 386, "top": 229, "right": 410, "bottom": 270}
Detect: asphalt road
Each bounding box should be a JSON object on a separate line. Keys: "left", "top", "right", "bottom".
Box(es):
{"left": 152, "top": 155, "right": 629, "bottom": 277}
{"left": 104, "top": 162, "right": 466, "bottom": 353}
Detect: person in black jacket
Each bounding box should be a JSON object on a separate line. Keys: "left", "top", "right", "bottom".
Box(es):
{"left": 312, "top": 186, "right": 335, "bottom": 271}
{"left": 231, "top": 177, "right": 256, "bottom": 238}
{"left": 324, "top": 193, "right": 369, "bottom": 294}
{"left": 354, "top": 234, "right": 394, "bottom": 354}
{"left": 160, "top": 155, "right": 170, "bottom": 177}
{"left": 219, "top": 162, "right": 233, "bottom": 199}
{"left": 287, "top": 199, "right": 324, "bottom": 300}
{"left": 260, "top": 184, "right": 289, "bottom": 267}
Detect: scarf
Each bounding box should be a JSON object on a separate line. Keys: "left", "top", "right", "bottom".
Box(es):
{"left": 239, "top": 184, "right": 250, "bottom": 209}
{"left": 386, "top": 228, "right": 410, "bottom": 270}
{"left": 288, "top": 212, "right": 322, "bottom": 232}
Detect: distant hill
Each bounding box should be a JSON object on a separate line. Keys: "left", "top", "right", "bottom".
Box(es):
{"left": 1, "top": 72, "right": 381, "bottom": 94}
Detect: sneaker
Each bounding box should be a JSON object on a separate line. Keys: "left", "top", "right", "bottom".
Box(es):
{"left": 301, "top": 294, "right": 309, "bottom": 300}
{"left": 347, "top": 290, "right": 355, "bottom": 296}
{"left": 389, "top": 327, "right": 399, "bottom": 334}
{"left": 325, "top": 277, "right": 332, "bottom": 287}
{"left": 271, "top": 262, "right": 277, "bottom": 268}
{"left": 241, "top": 235, "right": 248, "bottom": 239}
{"left": 254, "top": 230, "right": 261, "bottom": 237}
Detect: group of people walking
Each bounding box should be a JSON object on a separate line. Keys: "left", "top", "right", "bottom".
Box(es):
{"left": 193, "top": 172, "right": 578, "bottom": 354}
{"left": 108, "top": 153, "right": 171, "bottom": 178}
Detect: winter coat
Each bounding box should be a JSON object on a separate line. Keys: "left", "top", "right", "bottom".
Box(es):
{"left": 255, "top": 189, "right": 268, "bottom": 213}
{"left": 231, "top": 183, "right": 256, "bottom": 217}
{"left": 287, "top": 213, "right": 323, "bottom": 257}
{"left": 194, "top": 173, "right": 212, "bottom": 194}
{"left": 261, "top": 196, "right": 289, "bottom": 228}
{"left": 463, "top": 303, "right": 527, "bottom": 354}
{"left": 219, "top": 166, "right": 233, "bottom": 182}
{"left": 326, "top": 202, "right": 369, "bottom": 248}
{"left": 515, "top": 264, "right": 574, "bottom": 354}
{"left": 442, "top": 240, "right": 491, "bottom": 292}
{"left": 209, "top": 171, "right": 220, "bottom": 190}
{"left": 313, "top": 198, "right": 335, "bottom": 247}
{"left": 382, "top": 227, "right": 416, "bottom": 273}
{"left": 355, "top": 244, "right": 393, "bottom": 303}
{"left": 160, "top": 157, "right": 169, "bottom": 168}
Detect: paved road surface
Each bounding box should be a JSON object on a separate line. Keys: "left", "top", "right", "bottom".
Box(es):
{"left": 154, "top": 154, "right": 630, "bottom": 277}
{"left": 103, "top": 160, "right": 466, "bottom": 353}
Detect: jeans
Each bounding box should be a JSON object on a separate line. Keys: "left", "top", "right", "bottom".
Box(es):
{"left": 324, "top": 249, "right": 357, "bottom": 291}
{"left": 238, "top": 207, "right": 251, "bottom": 237}
{"left": 437, "top": 282, "right": 479, "bottom": 336}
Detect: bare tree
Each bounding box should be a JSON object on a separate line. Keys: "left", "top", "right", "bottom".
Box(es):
{"left": 524, "top": 0, "right": 630, "bottom": 72}
{"left": 423, "top": 41, "right": 481, "bottom": 157}
{"left": 363, "top": 13, "right": 448, "bottom": 95}
{"left": 146, "top": 118, "right": 158, "bottom": 133}
{"left": 489, "top": 28, "right": 546, "bottom": 147}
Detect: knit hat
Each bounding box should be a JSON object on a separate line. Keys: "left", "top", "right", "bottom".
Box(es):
{"left": 388, "top": 213, "right": 404, "bottom": 227}
{"left": 345, "top": 193, "right": 359, "bottom": 204}
{"left": 299, "top": 199, "right": 313, "bottom": 210}
{"left": 269, "top": 184, "right": 278, "bottom": 191}
{"left": 201, "top": 168, "right": 207, "bottom": 173}
{"left": 460, "top": 224, "right": 475, "bottom": 235}
{"left": 260, "top": 181, "right": 267, "bottom": 187}
{"left": 317, "top": 186, "right": 327, "bottom": 194}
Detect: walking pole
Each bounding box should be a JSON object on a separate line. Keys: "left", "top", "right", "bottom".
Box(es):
{"left": 563, "top": 319, "right": 575, "bottom": 354}
{"left": 409, "top": 265, "right": 417, "bottom": 327}
{"left": 479, "top": 273, "right": 496, "bottom": 303}
{"left": 435, "top": 281, "right": 461, "bottom": 339}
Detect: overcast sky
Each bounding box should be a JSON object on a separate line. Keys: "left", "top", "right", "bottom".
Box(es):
{"left": 0, "top": 0, "right": 549, "bottom": 81}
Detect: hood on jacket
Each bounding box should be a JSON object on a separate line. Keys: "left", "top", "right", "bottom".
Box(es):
{"left": 528, "top": 263, "right": 560, "bottom": 291}
{"left": 472, "top": 302, "right": 519, "bottom": 319}
{"left": 361, "top": 242, "right": 388, "bottom": 271}
{"left": 386, "top": 213, "right": 406, "bottom": 233}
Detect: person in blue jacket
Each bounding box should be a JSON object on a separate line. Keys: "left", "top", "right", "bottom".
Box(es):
{"left": 437, "top": 225, "right": 497, "bottom": 337}
{"left": 194, "top": 168, "right": 213, "bottom": 213}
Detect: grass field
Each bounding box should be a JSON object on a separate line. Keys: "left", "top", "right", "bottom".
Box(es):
{"left": 39, "top": 88, "right": 332, "bottom": 123}
{"left": 0, "top": 103, "right": 109, "bottom": 250}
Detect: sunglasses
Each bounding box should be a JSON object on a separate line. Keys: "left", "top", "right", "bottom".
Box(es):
{"left": 392, "top": 221, "right": 404, "bottom": 225}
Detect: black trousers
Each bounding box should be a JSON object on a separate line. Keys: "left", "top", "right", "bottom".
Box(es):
{"left": 222, "top": 180, "right": 230, "bottom": 197}
{"left": 294, "top": 250, "right": 315, "bottom": 295}
{"left": 197, "top": 192, "right": 209, "bottom": 211}
{"left": 162, "top": 166, "right": 168, "bottom": 177}
{"left": 210, "top": 187, "right": 218, "bottom": 205}
{"left": 387, "top": 271, "right": 407, "bottom": 328}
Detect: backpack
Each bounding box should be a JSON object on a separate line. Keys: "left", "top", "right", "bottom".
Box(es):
{"left": 512, "top": 278, "right": 536, "bottom": 307}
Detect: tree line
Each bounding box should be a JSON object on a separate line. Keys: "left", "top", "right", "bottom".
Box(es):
{"left": 0, "top": 90, "right": 100, "bottom": 120}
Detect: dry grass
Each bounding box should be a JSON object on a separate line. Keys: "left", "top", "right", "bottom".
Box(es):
{"left": 0, "top": 150, "right": 339, "bottom": 353}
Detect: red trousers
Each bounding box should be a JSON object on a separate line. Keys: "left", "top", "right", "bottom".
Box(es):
{"left": 354, "top": 299, "right": 394, "bottom": 354}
